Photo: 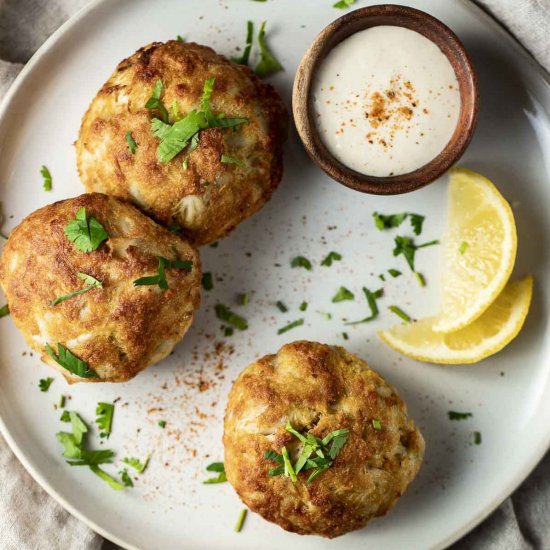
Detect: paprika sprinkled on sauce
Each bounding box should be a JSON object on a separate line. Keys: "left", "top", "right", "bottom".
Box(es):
{"left": 312, "top": 26, "right": 461, "bottom": 177}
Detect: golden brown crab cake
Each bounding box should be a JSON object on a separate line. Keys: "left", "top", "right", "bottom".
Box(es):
{"left": 76, "top": 40, "right": 288, "bottom": 246}
{"left": 223, "top": 341, "right": 424, "bottom": 538}
{"left": 0, "top": 193, "right": 201, "bottom": 383}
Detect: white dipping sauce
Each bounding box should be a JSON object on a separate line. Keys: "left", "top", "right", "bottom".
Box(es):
{"left": 312, "top": 26, "right": 461, "bottom": 177}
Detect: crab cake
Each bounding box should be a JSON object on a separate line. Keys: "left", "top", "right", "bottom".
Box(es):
{"left": 0, "top": 193, "right": 201, "bottom": 383}
{"left": 223, "top": 341, "right": 424, "bottom": 538}
{"left": 76, "top": 40, "right": 288, "bottom": 246}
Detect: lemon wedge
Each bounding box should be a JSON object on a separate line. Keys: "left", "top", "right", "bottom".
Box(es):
{"left": 432, "top": 168, "right": 517, "bottom": 333}
{"left": 378, "top": 276, "right": 532, "bottom": 364}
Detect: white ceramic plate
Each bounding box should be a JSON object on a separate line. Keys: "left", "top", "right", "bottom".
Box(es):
{"left": 0, "top": 1, "right": 549, "bottom": 548}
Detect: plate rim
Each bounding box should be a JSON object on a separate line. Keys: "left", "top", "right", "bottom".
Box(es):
{"left": 0, "top": 1, "right": 548, "bottom": 549}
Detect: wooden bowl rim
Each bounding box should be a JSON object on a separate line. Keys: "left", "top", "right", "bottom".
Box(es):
{"left": 292, "top": 3, "right": 479, "bottom": 195}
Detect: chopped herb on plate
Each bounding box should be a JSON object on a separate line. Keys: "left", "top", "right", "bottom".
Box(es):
{"left": 321, "top": 251, "right": 342, "bottom": 266}
{"left": 299, "top": 301, "right": 308, "bottom": 311}
{"left": 332, "top": 286, "right": 354, "bottom": 303}
{"left": 203, "top": 462, "right": 227, "bottom": 484}
{"left": 459, "top": 241, "right": 469, "bottom": 254}
{"left": 388, "top": 269, "right": 402, "bottom": 278}
{"left": 96, "top": 402, "right": 114, "bottom": 438}
{"left": 41, "top": 165, "right": 52, "bottom": 191}
{"left": 291, "top": 256, "right": 312, "bottom": 270}
{"left": 372, "top": 419, "right": 382, "bottom": 430}
{"left": 158, "top": 420, "right": 167, "bottom": 429}
{"left": 333, "top": 0, "right": 356, "bottom": 8}
{"left": 201, "top": 272, "right": 214, "bottom": 291}
{"left": 448, "top": 411, "right": 473, "bottom": 420}
{"left": 238, "top": 293, "right": 250, "bottom": 306}
{"left": 0, "top": 304, "right": 9, "bottom": 318}
{"left": 473, "top": 431, "right": 482, "bottom": 445}
{"left": 120, "top": 468, "right": 134, "bottom": 487}
{"left": 122, "top": 456, "right": 150, "bottom": 473}
{"left": 235, "top": 509, "right": 248, "bottom": 533}
{"left": 215, "top": 304, "right": 248, "bottom": 330}
{"left": 277, "top": 318, "right": 304, "bottom": 335}
{"left": 232, "top": 21, "right": 254, "bottom": 65}
{"left": 276, "top": 300, "right": 288, "bottom": 312}
{"left": 393, "top": 235, "right": 439, "bottom": 272}
{"left": 345, "top": 287, "right": 383, "bottom": 325}
{"left": 388, "top": 305, "right": 412, "bottom": 322}
{"left": 39, "top": 377, "right": 54, "bottom": 392}
{"left": 255, "top": 21, "right": 283, "bottom": 77}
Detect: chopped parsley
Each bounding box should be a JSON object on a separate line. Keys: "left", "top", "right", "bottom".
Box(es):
{"left": 234, "top": 509, "right": 248, "bottom": 533}
{"left": 255, "top": 21, "right": 283, "bottom": 77}
{"left": 39, "top": 377, "right": 54, "bottom": 392}
{"left": 459, "top": 241, "right": 469, "bottom": 254}
{"left": 145, "top": 79, "right": 169, "bottom": 123}
{"left": 176, "top": 35, "right": 185, "bottom": 42}
{"left": 473, "top": 431, "right": 482, "bottom": 445}
{"left": 215, "top": 304, "right": 248, "bottom": 330}
{"left": 58, "top": 395, "right": 65, "bottom": 408}
{"left": 333, "top": 0, "right": 356, "bottom": 8}
{"left": 388, "top": 305, "right": 412, "bottom": 322}
{"left": 238, "top": 293, "right": 249, "bottom": 306}
{"left": 332, "top": 286, "right": 354, "bottom": 303}
{"left": 151, "top": 78, "right": 248, "bottom": 163}
{"left": 221, "top": 154, "right": 243, "bottom": 166}
{"left": 373, "top": 212, "right": 407, "bottom": 230}
{"left": 45, "top": 343, "right": 98, "bottom": 379}
{"left": 232, "top": 21, "right": 254, "bottom": 65}
{"left": 120, "top": 468, "right": 134, "bottom": 487}
{"left": 0, "top": 231, "right": 7, "bottom": 240}
{"left": 89, "top": 466, "right": 124, "bottom": 491}
{"left": 290, "top": 256, "right": 312, "bottom": 270}
{"left": 133, "top": 256, "right": 192, "bottom": 290}
{"left": 276, "top": 300, "right": 288, "bottom": 313}
{"left": 299, "top": 301, "right": 308, "bottom": 311}
{"left": 158, "top": 420, "right": 166, "bottom": 429}
{"left": 56, "top": 411, "right": 122, "bottom": 490}
{"left": 96, "top": 402, "right": 114, "bottom": 438}
{"left": 50, "top": 272, "right": 102, "bottom": 306}
{"left": 346, "top": 287, "right": 383, "bottom": 325}
{"left": 342, "top": 332, "right": 349, "bottom": 340}
{"left": 0, "top": 304, "right": 9, "bottom": 318}
{"left": 321, "top": 251, "right": 342, "bottom": 266}
{"left": 125, "top": 131, "right": 137, "bottom": 154}
{"left": 409, "top": 214, "right": 425, "bottom": 236}
{"left": 224, "top": 327, "right": 234, "bottom": 337}
{"left": 265, "top": 423, "right": 349, "bottom": 483}
{"left": 448, "top": 411, "right": 473, "bottom": 420}
{"left": 277, "top": 318, "right": 304, "bottom": 334}
{"left": 201, "top": 272, "right": 214, "bottom": 291}
{"left": 414, "top": 272, "right": 426, "bottom": 287}
{"left": 203, "top": 462, "right": 227, "bottom": 484}
{"left": 64, "top": 207, "right": 109, "bottom": 253}
{"left": 393, "top": 235, "right": 439, "bottom": 272}
{"left": 41, "top": 165, "right": 52, "bottom": 191}
{"left": 122, "top": 456, "right": 150, "bottom": 474}
{"left": 372, "top": 419, "right": 382, "bottom": 430}
{"left": 317, "top": 311, "right": 332, "bottom": 320}
{"left": 373, "top": 212, "right": 424, "bottom": 235}
{"left": 388, "top": 269, "right": 402, "bottom": 278}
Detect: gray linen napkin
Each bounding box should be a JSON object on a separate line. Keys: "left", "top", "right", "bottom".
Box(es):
{"left": 0, "top": 1, "right": 549, "bottom": 549}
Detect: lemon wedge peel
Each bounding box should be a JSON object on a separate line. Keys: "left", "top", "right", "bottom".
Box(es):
{"left": 378, "top": 276, "right": 533, "bottom": 365}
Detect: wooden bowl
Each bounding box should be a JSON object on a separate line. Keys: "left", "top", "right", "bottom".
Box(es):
{"left": 292, "top": 4, "right": 479, "bottom": 195}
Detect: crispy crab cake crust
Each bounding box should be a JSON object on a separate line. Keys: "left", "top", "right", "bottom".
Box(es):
{"left": 0, "top": 193, "right": 201, "bottom": 383}
{"left": 76, "top": 40, "right": 288, "bottom": 246}
{"left": 223, "top": 341, "right": 425, "bottom": 538}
